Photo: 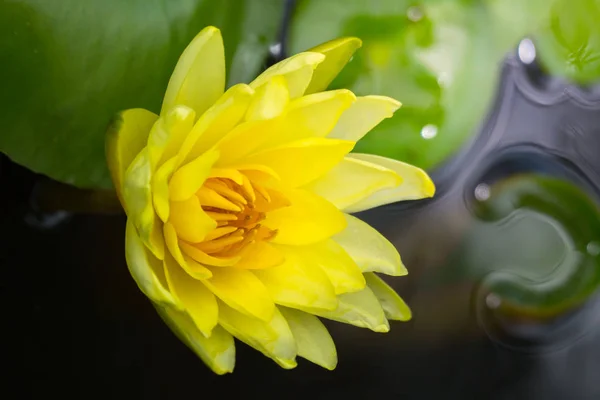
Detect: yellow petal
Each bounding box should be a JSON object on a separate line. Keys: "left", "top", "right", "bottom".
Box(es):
{"left": 152, "top": 156, "right": 177, "bottom": 222}
{"left": 179, "top": 242, "right": 240, "bottom": 267}
{"left": 328, "top": 96, "right": 401, "bottom": 142}
{"left": 178, "top": 84, "right": 254, "bottom": 165}
{"left": 365, "top": 273, "right": 412, "bottom": 321}
{"left": 122, "top": 148, "right": 164, "bottom": 259}
{"left": 237, "top": 165, "right": 281, "bottom": 182}
{"left": 254, "top": 244, "right": 338, "bottom": 310}
{"left": 169, "top": 196, "right": 217, "bottom": 242}
{"left": 252, "top": 184, "right": 290, "bottom": 213}
{"left": 164, "top": 222, "right": 212, "bottom": 279}
{"left": 234, "top": 241, "right": 285, "bottom": 269}
{"left": 215, "top": 119, "right": 281, "bottom": 166}
{"left": 203, "top": 268, "right": 275, "bottom": 321}
{"left": 218, "top": 302, "right": 297, "bottom": 369}
{"left": 208, "top": 168, "right": 245, "bottom": 184}
{"left": 196, "top": 186, "right": 242, "bottom": 212}
{"left": 204, "top": 180, "right": 247, "bottom": 205}
{"left": 305, "top": 37, "right": 362, "bottom": 94}
{"left": 125, "top": 219, "right": 175, "bottom": 305}
{"left": 241, "top": 137, "right": 354, "bottom": 188}
{"left": 225, "top": 93, "right": 366, "bottom": 176}
{"left": 279, "top": 307, "right": 337, "bottom": 370}
{"left": 305, "top": 286, "right": 389, "bottom": 333}
{"left": 264, "top": 89, "right": 356, "bottom": 148}
{"left": 264, "top": 188, "right": 347, "bottom": 246}
{"left": 161, "top": 26, "right": 225, "bottom": 116}
{"left": 250, "top": 52, "right": 325, "bottom": 99}
{"left": 163, "top": 251, "right": 218, "bottom": 336}
{"left": 245, "top": 75, "right": 289, "bottom": 121}
{"left": 194, "top": 235, "right": 244, "bottom": 253}
{"left": 147, "top": 106, "right": 196, "bottom": 171}
{"left": 106, "top": 108, "right": 158, "bottom": 204}
{"left": 156, "top": 305, "right": 235, "bottom": 374}
{"left": 302, "top": 240, "right": 366, "bottom": 295}
{"left": 343, "top": 153, "right": 435, "bottom": 212}
{"left": 333, "top": 214, "right": 406, "bottom": 276}
{"left": 304, "top": 156, "right": 401, "bottom": 211}
{"left": 147, "top": 215, "right": 165, "bottom": 260}
{"left": 169, "top": 149, "right": 220, "bottom": 201}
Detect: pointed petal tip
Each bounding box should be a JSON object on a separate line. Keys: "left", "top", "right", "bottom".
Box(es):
{"left": 366, "top": 262, "right": 407, "bottom": 278}
{"left": 249, "top": 51, "right": 325, "bottom": 99}
{"left": 374, "top": 321, "right": 390, "bottom": 333}
{"left": 383, "top": 256, "right": 408, "bottom": 277}
{"left": 340, "top": 155, "right": 436, "bottom": 210}
{"left": 209, "top": 348, "right": 236, "bottom": 375}
{"left": 301, "top": 355, "right": 338, "bottom": 371}
{"left": 424, "top": 174, "right": 436, "bottom": 197}
{"left": 205, "top": 25, "right": 220, "bottom": 33}
{"left": 415, "top": 169, "right": 436, "bottom": 198}
{"left": 275, "top": 357, "right": 298, "bottom": 369}
{"left": 338, "top": 36, "right": 363, "bottom": 47}
{"left": 368, "top": 95, "right": 402, "bottom": 113}
{"left": 395, "top": 310, "right": 412, "bottom": 322}
{"left": 349, "top": 37, "right": 363, "bottom": 48}
{"left": 337, "top": 88, "right": 357, "bottom": 101}
{"left": 406, "top": 162, "right": 435, "bottom": 198}
{"left": 155, "top": 306, "right": 236, "bottom": 375}
{"left": 323, "top": 361, "right": 338, "bottom": 371}
{"left": 212, "top": 367, "right": 233, "bottom": 375}
{"left": 316, "top": 36, "right": 363, "bottom": 52}
{"left": 229, "top": 82, "right": 255, "bottom": 96}
{"left": 194, "top": 25, "right": 221, "bottom": 41}
{"left": 161, "top": 24, "right": 225, "bottom": 116}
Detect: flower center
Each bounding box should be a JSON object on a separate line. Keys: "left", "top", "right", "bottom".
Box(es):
{"left": 193, "top": 175, "right": 283, "bottom": 258}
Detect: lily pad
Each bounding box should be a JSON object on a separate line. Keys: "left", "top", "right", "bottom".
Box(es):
{"left": 0, "top": 0, "right": 283, "bottom": 188}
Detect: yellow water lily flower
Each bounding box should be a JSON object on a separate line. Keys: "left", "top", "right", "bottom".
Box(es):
{"left": 106, "top": 26, "right": 434, "bottom": 374}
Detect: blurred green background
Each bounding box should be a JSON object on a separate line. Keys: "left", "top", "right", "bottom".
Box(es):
{"left": 1, "top": 0, "right": 599, "bottom": 189}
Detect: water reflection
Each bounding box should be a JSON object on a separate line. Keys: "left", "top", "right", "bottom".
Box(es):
{"left": 474, "top": 183, "right": 491, "bottom": 201}
{"left": 587, "top": 241, "right": 600, "bottom": 256}
{"left": 518, "top": 38, "right": 537, "bottom": 64}
{"left": 268, "top": 43, "right": 282, "bottom": 59}
{"left": 420, "top": 124, "right": 438, "bottom": 139}
{"left": 406, "top": 6, "right": 424, "bottom": 23}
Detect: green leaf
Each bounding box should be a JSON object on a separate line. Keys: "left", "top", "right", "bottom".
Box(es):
{"left": 0, "top": 0, "right": 283, "bottom": 188}
{"left": 536, "top": 0, "right": 600, "bottom": 84}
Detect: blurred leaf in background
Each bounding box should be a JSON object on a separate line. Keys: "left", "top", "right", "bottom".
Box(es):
{"left": 289, "top": 0, "right": 599, "bottom": 170}
{"left": 0, "top": 0, "right": 283, "bottom": 189}
{"left": 536, "top": 0, "right": 600, "bottom": 84}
